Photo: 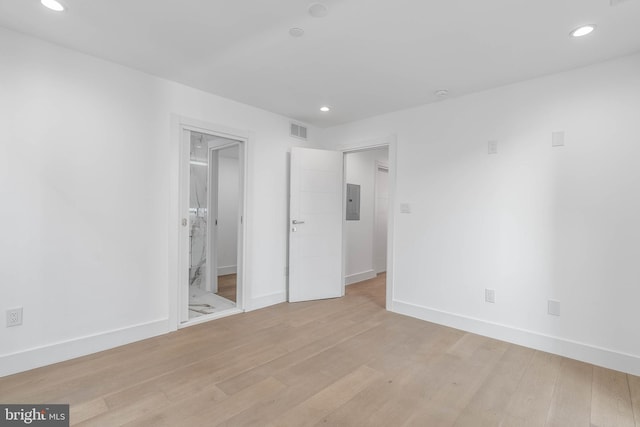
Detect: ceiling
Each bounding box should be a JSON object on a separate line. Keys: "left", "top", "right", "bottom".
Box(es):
{"left": 1, "top": 0, "right": 639, "bottom": 127}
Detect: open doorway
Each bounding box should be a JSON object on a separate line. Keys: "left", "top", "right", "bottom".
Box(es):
{"left": 287, "top": 138, "right": 395, "bottom": 308}
{"left": 181, "top": 130, "right": 245, "bottom": 325}
{"left": 343, "top": 147, "right": 389, "bottom": 308}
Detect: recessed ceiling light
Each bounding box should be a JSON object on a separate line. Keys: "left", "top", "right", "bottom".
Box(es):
{"left": 320, "top": 106, "right": 331, "bottom": 112}
{"left": 289, "top": 28, "right": 305, "bottom": 38}
{"left": 308, "top": 3, "right": 329, "bottom": 18}
{"left": 570, "top": 24, "right": 596, "bottom": 38}
{"left": 41, "top": 0, "right": 65, "bottom": 12}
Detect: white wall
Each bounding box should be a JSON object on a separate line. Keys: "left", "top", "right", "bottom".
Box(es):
{"left": 0, "top": 27, "right": 319, "bottom": 376}
{"left": 320, "top": 53, "right": 640, "bottom": 375}
{"left": 217, "top": 152, "right": 239, "bottom": 275}
{"left": 344, "top": 148, "right": 388, "bottom": 284}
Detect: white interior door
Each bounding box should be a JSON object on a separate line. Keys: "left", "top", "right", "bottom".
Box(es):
{"left": 289, "top": 147, "right": 343, "bottom": 302}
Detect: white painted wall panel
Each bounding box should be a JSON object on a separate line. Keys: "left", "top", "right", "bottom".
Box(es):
{"left": 321, "top": 53, "right": 640, "bottom": 374}
{"left": 0, "top": 27, "right": 319, "bottom": 376}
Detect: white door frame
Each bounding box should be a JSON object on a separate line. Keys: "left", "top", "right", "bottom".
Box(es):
{"left": 169, "top": 116, "right": 250, "bottom": 330}
{"left": 207, "top": 148, "right": 219, "bottom": 294}
{"left": 206, "top": 140, "right": 240, "bottom": 295}
{"left": 339, "top": 135, "right": 397, "bottom": 310}
{"left": 373, "top": 160, "right": 389, "bottom": 274}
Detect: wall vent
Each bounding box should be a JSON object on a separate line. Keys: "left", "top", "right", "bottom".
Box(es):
{"left": 290, "top": 123, "right": 308, "bottom": 140}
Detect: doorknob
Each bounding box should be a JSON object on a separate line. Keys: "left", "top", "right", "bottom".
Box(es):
{"left": 292, "top": 220, "right": 305, "bottom": 224}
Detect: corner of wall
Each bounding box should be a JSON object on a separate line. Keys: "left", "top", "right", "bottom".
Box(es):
{"left": 392, "top": 300, "right": 640, "bottom": 376}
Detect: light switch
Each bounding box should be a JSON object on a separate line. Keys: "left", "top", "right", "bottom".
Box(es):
{"left": 400, "top": 203, "right": 411, "bottom": 214}
{"left": 548, "top": 299, "right": 560, "bottom": 316}
{"left": 552, "top": 131, "right": 565, "bottom": 147}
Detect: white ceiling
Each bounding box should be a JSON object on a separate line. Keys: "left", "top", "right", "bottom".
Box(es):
{"left": 1, "top": 0, "right": 639, "bottom": 127}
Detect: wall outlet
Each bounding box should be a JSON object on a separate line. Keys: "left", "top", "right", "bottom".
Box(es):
{"left": 485, "top": 289, "right": 496, "bottom": 303}
{"left": 548, "top": 300, "right": 560, "bottom": 316}
{"left": 6, "top": 307, "right": 23, "bottom": 327}
{"left": 488, "top": 140, "right": 498, "bottom": 155}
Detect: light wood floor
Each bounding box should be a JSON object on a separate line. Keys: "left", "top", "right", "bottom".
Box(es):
{"left": 217, "top": 273, "right": 237, "bottom": 303}
{"left": 1, "top": 273, "right": 639, "bottom": 426}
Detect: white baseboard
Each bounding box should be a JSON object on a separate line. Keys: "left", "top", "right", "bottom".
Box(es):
{"left": 218, "top": 265, "right": 237, "bottom": 276}
{"left": 247, "top": 292, "right": 286, "bottom": 311}
{"left": 179, "top": 308, "right": 243, "bottom": 329}
{"left": 0, "top": 319, "right": 169, "bottom": 378}
{"left": 392, "top": 300, "right": 640, "bottom": 376}
{"left": 345, "top": 270, "right": 377, "bottom": 285}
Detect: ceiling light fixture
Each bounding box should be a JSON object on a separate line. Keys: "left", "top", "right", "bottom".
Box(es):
{"left": 41, "top": 0, "right": 65, "bottom": 12}
{"left": 570, "top": 24, "right": 596, "bottom": 38}
{"left": 435, "top": 89, "right": 449, "bottom": 98}
{"left": 308, "top": 3, "right": 329, "bottom": 18}
{"left": 320, "top": 106, "right": 331, "bottom": 112}
{"left": 289, "top": 28, "right": 305, "bottom": 38}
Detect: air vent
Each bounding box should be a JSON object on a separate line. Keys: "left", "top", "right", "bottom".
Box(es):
{"left": 290, "top": 123, "right": 308, "bottom": 140}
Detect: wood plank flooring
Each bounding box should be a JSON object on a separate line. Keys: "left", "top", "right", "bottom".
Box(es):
{"left": 217, "top": 274, "right": 237, "bottom": 302}
{"left": 1, "top": 273, "right": 638, "bottom": 426}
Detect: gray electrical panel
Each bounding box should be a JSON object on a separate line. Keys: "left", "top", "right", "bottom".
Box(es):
{"left": 346, "top": 183, "right": 360, "bottom": 221}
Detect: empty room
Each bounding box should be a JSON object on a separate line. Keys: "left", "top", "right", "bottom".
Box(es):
{"left": 1, "top": 0, "right": 640, "bottom": 426}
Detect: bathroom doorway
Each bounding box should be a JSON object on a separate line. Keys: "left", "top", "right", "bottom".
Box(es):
{"left": 180, "top": 128, "right": 246, "bottom": 325}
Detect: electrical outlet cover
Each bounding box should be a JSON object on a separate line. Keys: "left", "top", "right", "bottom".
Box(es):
{"left": 6, "top": 307, "right": 23, "bottom": 327}
{"left": 485, "top": 289, "right": 496, "bottom": 303}
{"left": 552, "top": 131, "right": 565, "bottom": 147}
{"left": 488, "top": 140, "right": 498, "bottom": 155}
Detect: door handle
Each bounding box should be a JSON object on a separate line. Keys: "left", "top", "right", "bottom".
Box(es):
{"left": 292, "top": 220, "right": 305, "bottom": 224}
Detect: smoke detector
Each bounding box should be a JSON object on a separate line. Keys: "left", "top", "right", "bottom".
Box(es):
{"left": 308, "top": 3, "right": 329, "bottom": 18}
{"left": 289, "top": 28, "right": 305, "bottom": 37}
{"left": 435, "top": 89, "right": 449, "bottom": 98}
